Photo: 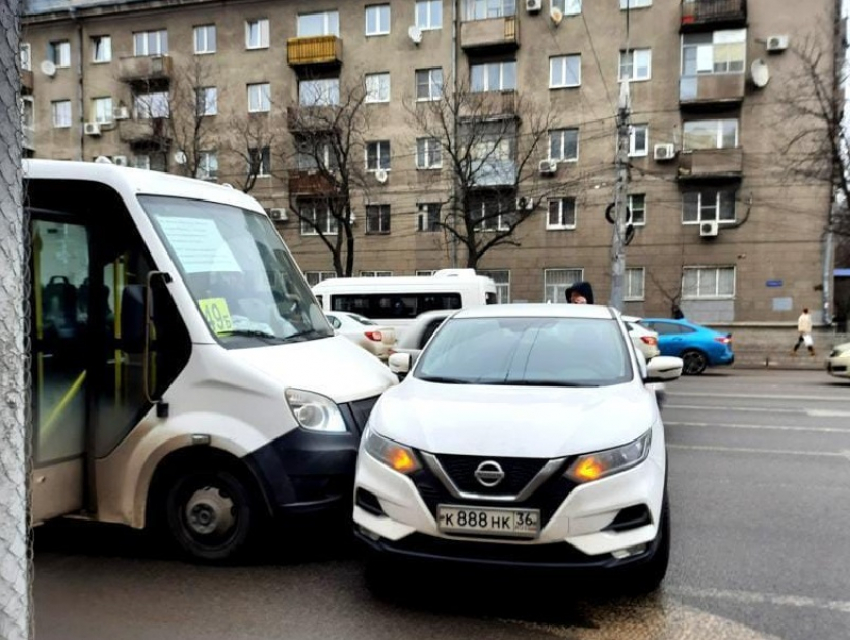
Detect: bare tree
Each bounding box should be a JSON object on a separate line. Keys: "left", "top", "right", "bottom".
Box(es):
{"left": 222, "top": 111, "right": 278, "bottom": 193}
{"left": 165, "top": 56, "right": 217, "bottom": 179}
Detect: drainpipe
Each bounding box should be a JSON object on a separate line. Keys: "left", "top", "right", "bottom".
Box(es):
{"left": 71, "top": 6, "right": 84, "bottom": 161}
{"left": 450, "top": 0, "right": 459, "bottom": 268}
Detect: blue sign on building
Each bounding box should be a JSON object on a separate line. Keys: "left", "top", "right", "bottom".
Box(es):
{"left": 766, "top": 280, "right": 783, "bottom": 288}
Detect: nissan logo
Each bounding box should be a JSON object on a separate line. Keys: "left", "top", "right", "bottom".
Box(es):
{"left": 474, "top": 461, "right": 505, "bottom": 488}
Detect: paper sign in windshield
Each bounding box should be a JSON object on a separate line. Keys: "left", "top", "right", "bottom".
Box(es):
{"left": 199, "top": 298, "right": 234, "bottom": 334}
{"left": 155, "top": 216, "right": 241, "bottom": 274}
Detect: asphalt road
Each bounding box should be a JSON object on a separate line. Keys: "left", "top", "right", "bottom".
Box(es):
{"left": 33, "top": 370, "right": 850, "bottom": 640}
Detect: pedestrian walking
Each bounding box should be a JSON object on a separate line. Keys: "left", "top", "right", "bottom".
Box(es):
{"left": 791, "top": 307, "right": 815, "bottom": 356}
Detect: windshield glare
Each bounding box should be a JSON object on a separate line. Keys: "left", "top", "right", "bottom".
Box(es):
{"left": 140, "top": 195, "right": 333, "bottom": 347}
{"left": 414, "top": 316, "right": 633, "bottom": 386}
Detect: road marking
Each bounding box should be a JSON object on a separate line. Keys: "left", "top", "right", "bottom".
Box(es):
{"left": 668, "top": 444, "right": 850, "bottom": 459}
{"left": 666, "top": 404, "right": 806, "bottom": 414}
{"left": 670, "top": 585, "right": 850, "bottom": 615}
{"left": 668, "top": 421, "right": 850, "bottom": 434}
{"left": 668, "top": 391, "right": 850, "bottom": 403}
{"left": 807, "top": 409, "right": 850, "bottom": 418}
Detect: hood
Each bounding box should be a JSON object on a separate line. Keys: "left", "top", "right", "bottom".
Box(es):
{"left": 370, "top": 377, "right": 657, "bottom": 458}
{"left": 227, "top": 335, "right": 397, "bottom": 403}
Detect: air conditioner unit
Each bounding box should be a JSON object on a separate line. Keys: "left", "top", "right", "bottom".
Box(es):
{"left": 526, "top": 0, "right": 542, "bottom": 13}
{"left": 766, "top": 35, "right": 789, "bottom": 53}
{"left": 83, "top": 122, "right": 101, "bottom": 136}
{"left": 113, "top": 106, "right": 129, "bottom": 120}
{"left": 374, "top": 168, "right": 389, "bottom": 184}
{"left": 654, "top": 143, "right": 675, "bottom": 161}
{"left": 538, "top": 159, "right": 557, "bottom": 175}
{"left": 269, "top": 208, "right": 287, "bottom": 221}
{"left": 699, "top": 220, "right": 719, "bottom": 237}
{"left": 112, "top": 155, "right": 128, "bottom": 166}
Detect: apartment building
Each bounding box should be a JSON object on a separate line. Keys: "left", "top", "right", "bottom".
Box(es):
{"left": 21, "top": 0, "right": 838, "bottom": 322}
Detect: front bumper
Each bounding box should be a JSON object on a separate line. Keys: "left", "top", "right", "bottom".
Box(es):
{"left": 827, "top": 357, "right": 850, "bottom": 378}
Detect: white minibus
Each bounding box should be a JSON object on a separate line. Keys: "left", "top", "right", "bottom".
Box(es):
{"left": 26, "top": 160, "right": 397, "bottom": 561}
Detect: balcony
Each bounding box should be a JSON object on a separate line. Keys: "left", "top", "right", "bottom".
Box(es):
{"left": 678, "top": 148, "right": 744, "bottom": 180}
{"left": 288, "top": 170, "right": 336, "bottom": 196}
{"left": 681, "top": 0, "right": 747, "bottom": 32}
{"left": 118, "top": 55, "right": 173, "bottom": 83}
{"left": 460, "top": 16, "right": 519, "bottom": 51}
{"left": 117, "top": 117, "right": 169, "bottom": 144}
{"left": 680, "top": 73, "right": 745, "bottom": 107}
{"left": 287, "top": 36, "right": 343, "bottom": 67}
{"left": 21, "top": 69, "right": 33, "bottom": 95}
{"left": 460, "top": 91, "right": 519, "bottom": 121}
{"left": 286, "top": 106, "right": 338, "bottom": 132}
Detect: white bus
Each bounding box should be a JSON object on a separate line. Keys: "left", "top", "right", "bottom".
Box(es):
{"left": 26, "top": 160, "right": 397, "bottom": 561}
{"left": 311, "top": 269, "right": 498, "bottom": 337}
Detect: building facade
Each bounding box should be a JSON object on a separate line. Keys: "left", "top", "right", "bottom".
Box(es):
{"left": 21, "top": 0, "right": 838, "bottom": 322}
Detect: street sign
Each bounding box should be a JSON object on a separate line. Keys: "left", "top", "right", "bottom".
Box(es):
{"left": 766, "top": 280, "right": 783, "bottom": 288}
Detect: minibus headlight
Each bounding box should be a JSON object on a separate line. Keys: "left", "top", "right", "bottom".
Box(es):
{"left": 285, "top": 389, "right": 347, "bottom": 433}
{"left": 565, "top": 430, "right": 652, "bottom": 483}
{"left": 363, "top": 429, "right": 421, "bottom": 475}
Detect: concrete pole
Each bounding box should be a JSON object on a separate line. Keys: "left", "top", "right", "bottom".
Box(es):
{"left": 609, "top": 80, "right": 631, "bottom": 311}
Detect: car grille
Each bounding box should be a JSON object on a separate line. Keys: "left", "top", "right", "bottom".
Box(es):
{"left": 434, "top": 454, "right": 549, "bottom": 496}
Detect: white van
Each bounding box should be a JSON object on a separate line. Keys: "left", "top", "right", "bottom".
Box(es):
{"left": 26, "top": 160, "right": 397, "bottom": 561}
{"left": 312, "top": 269, "right": 497, "bottom": 338}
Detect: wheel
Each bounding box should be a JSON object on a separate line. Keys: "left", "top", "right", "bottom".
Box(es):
{"left": 681, "top": 349, "right": 708, "bottom": 375}
{"left": 162, "top": 465, "right": 260, "bottom": 562}
{"left": 621, "top": 492, "right": 670, "bottom": 595}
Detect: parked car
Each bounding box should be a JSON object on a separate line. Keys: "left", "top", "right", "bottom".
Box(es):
{"left": 389, "top": 309, "right": 455, "bottom": 355}
{"left": 325, "top": 311, "right": 397, "bottom": 360}
{"left": 640, "top": 318, "right": 734, "bottom": 375}
{"left": 354, "top": 304, "right": 684, "bottom": 593}
{"left": 826, "top": 341, "right": 850, "bottom": 379}
{"left": 622, "top": 315, "right": 661, "bottom": 361}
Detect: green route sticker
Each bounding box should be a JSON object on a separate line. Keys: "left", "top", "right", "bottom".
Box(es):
{"left": 199, "top": 298, "right": 234, "bottom": 335}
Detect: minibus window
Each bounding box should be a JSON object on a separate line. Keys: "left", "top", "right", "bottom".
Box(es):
{"left": 330, "top": 292, "right": 461, "bottom": 318}
{"left": 486, "top": 292, "right": 498, "bottom": 305}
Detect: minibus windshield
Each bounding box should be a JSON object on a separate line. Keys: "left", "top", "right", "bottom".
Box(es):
{"left": 141, "top": 195, "right": 333, "bottom": 347}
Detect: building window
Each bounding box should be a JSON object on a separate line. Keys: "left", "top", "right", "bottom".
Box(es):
{"left": 471, "top": 60, "right": 516, "bottom": 92}
{"left": 20, "top": 43, "right": 31, "bottom": 71}
{"left": 299, "top": 78, "right": 340, "bottom": 106}
{"left": 683, "top": 266, "right": 735, "bottom": 299}
{"left": 300, "top": 202, "right": 338, "bottom": 236}
{"left": 92, "top": 97, "right": 113, "bottom": 124}
{"left": 21, "top": 97, "right": 34, "bottom": 130}
{"left": 470, "top": 134, "right": 514, "bottom": 186}
{"left": 194, "top": 25, "right": 216, "bottom": 54}
{"left": 51, "top": 100, "right": 71, "bottom": 128}
{"left": 366, "top": 205, "right": 392, "bottom": 234}
{"left": 549, "top": 55, "right": 581, "bottom": 88}
{"left": 544, "top": 268, "right": 583, "bottom": 304}
{"left": 49, "top": 41, "right": 71, "bottom": 67}
{"left": 470, "top": 193, "right": 513, "bottom": 232}
{"left": 547, "top": 198, "right": 577, "bottom": 230}
{"left": 683, "top": 190, "right": 736, "bottom": 224}
{"left": 134, "top": 91, "right": 169, "bottom": 119}
{"left": 682, "top": 30, "right": 746, "bottom": 78}
{"left": 366, "top": 141, "right": 391, "bottom": 171}
{"left": 417, "top": 203, "right": 441, "bottom": 232}
{"left": 683, "top": 119, "right": 738, "bottom": 150}
{"left": 416, "top": 138, "right": 442, "bottom": 169}
{"left": 416, "top": 0, "right": 443, "bottom": 29}
{"left": 366, "top": 5, "right": 391, "bottom": 36}
{"left": 464, "top": 0, "right": 515, "bottom": 21}
{"left": 365, "top": 73, "right": 391, "bottom": 103}
{"left": 416, "top": 270, "right": 436, "bottom": 276}
{"left": 360, "top": 271, "right": 394, "bottom": 277}
{"left": 416, "top": 68, "right": 443, "bottom": 101}
{"left": 196, "top": 151, "right": 218, "bottom": 180}
{"left": 249, "top": 146, "right": 271, "bottom": 177}
{"left": 629, "top": 194, "right": 646, "bottom": 226}
{"left": 625, "top": 267, "right": 645, "bottom": 301}
{"left": 619, "top": 48, "right": 652, "bottom": 82}
{"left": 305, "top": 271, "right": 337, "bottom": 286}
{"left": 196, "top": 87, "right": 217, "bottom": 116}
{"left": 621, "top": 0, "right": 652, "bottom": 7}
{"left": 133, "top": 155, "right": 150, "bottom": 170}
{"left": 245, "top": 19, "right": 269, "bottom": 49}
{"left": 553, "top": 0, "right": 582, "bottom": 14}
{"left": 91, "top": 36, "right": 111, "bottom": 63}
{"left": 133, "top": 30, "right": 168, "bottom": 56}
{"left": 549, "top": 128, "right": 578, "bottom": 162}
{"left": 479, "top": 270, "right": 510, "bottom": 303}
{"left": 247, "top": 83, "right": 271, "bottom": 113}
{"left": 629, "top": 124, "right": 648, "bottom": 156}
{"left": 298, "top": 10, "right": 340, "bottom": 37}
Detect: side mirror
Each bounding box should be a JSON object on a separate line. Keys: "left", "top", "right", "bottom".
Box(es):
{"left": 388, "top": 352, "right": 412, "bottom": 375}
{"left": 120, "top": 284, "right": 146, "bottom": 353}
{"left": 644, "top": 356, "right": 684, "bottom": 383}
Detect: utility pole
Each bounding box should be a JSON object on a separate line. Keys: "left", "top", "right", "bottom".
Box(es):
{"left": 609, "top": 79, "right": 631, "bottom": 311}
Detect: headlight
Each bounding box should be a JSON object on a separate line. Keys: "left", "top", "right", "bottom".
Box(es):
{"left": 363, "top": 428, "right": 421, "bottom": 475}
{"left": 565, "top": 430, "right": 652, "bottom": 483}
{"left": 285, "top": 389, "right": 347, "bottom": 433}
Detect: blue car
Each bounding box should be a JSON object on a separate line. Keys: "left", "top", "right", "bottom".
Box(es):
{"left": 639, "top": 318, "right": 734, "bottom": 375}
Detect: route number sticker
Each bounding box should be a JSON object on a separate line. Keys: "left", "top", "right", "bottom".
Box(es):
{"left": 199, "top": 298, "right": 234, "bottom": 335}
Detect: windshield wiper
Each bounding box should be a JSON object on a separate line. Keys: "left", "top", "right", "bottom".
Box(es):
{"left": 279, "top": 328, "right": 329, "bottom": 343}
{"left": 416, "top": 375, "right": 471, "bottom": 384}
{"left": 486, "top": 380, "right": 601, "bottom": 387}
{"left": 219, "top": 329, "right": 279, "bottom": 340}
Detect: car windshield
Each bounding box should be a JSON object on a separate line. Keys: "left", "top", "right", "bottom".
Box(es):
{"left": 140, "top": 195, "right": 333, "bottom": 348}
{"left": 414, "top": 316, "right": 633, "bottom": 386}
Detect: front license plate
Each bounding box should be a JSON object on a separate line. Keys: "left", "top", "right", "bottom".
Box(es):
{"left": 436, "top": 505, "right": 540, "bottom": 539}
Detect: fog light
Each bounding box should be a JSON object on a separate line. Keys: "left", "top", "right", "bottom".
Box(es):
{"left": 611, "top": 543, "right": 647, "bottom": 559}
{"left": 356, "top": 525, "right": 381, "bottom": 541}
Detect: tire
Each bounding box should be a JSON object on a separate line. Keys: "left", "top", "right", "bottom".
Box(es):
{"left": 681, "top": 349, "right": 708, "bottom": 375}
{"left": 622, "top": 492, "right": 670, "bottom": 595}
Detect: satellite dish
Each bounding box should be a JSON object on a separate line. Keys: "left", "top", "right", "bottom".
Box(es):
{"left": 751, "top": 58, "right": 770, "bottom": 88}
{"left": 374, "top": 169, "right": 388, "bottom": 184}
{"left": 550, "top": 7, "right": 564, "bottom": 26}
{"left": 174, "top": 151, "right": 187, "bottom": 165}
{"left": 408, "top": 25, "right": 423, "bottom": 45}
{"left": 40, "top": 60, "right": 56, "bottom": 77}
{"left": 94, "top": 156, "right": 112, "bottom": 164}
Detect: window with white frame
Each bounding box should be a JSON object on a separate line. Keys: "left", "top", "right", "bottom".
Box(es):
{"left": 469, "top": 134, "right": 514, "bottom": 186}
{"left": 247, "top": 83, "right": 271, "bottom": 113}
{"left": 91, "top": 36, "right": 111, "bottom": 63}
{"left": 471, "top": 60, "right": 516, "bottom": 92}
{"left": 365, "top": 73, "right": 391, "bottom": 103}
{"left": 49, "top": 41, "right": 71, "bottom": 67}
{"left": 682, "top": 30, "right": 746, "bottom": 78}
{"left": 296, "top": 138, "right": 337, "bottom": 171}
{"left": 21, "top": 97, "right": 34, "bottom": 130}
{"left": 619, "top": 49, "right": 651, "bottom": 82}
{"left": 132, "top": 155, "right": 151, "bottom": 170}
{"left": 683, "top": 266, "right": 735, "bottom": 299}
{"left": 416, "top": 68, "right": 443, "bottom": 101}
{"left": 245, "top": 19, "right": 269, "bottom": 49}
{"left": 20, "top": 43, "right": 31, "bottom": 71}
{"left": 547, "top": 198, "right": 577, "bottom": 230}
{"left": 134, "top": 91, "right": 169, "bottom": 118}
{"left": 366, "top": 205, "right": 391, "bottom": 234}
{"left": 196, "top": 151, "right": 218, "bottom": 180}
{"left": 621, "top": 0, "right": 652, "bottom": 7}
{"left": 197, "top": 87, "right": 217, "bottom": 116}
{"left": 629, "top": 124, "right": 648, "bottom": 156}
{"left": 416, "top": 0, "right": 442, "bottom": 29}
{"left": 625, "top": 267, "right": 645, "bottom": 301}
{"left": 133, "top": 30, "right": 168, "bottom": 56}
{"left": 416, "top": 138, "right": 442, "bottom": 169}
{"left": 417, "top": 203, "right": 441, "bottom": 232}
{"left": 51, "top": 100, "right": 71, "bottom": 127}
{"left": 479, "top": 269, "right": 511, "bottom": 303}
{"left": 299, "top": 78, "right": 340, "bottom": 106}
{"left": 360, "top": 270, "right": 394, "bottom": 277}
{"left": 629, "top": 193, "right": 646, "bottom": 226}
{"left": 249, "top": 146, "right": 271, "bottom": 176}
{"left": 366, "top": 5, "right": 391, "bottom": 36}
{"left": 300, "top": 202, "right": 338, "bottom": 236}
{"left": 549, "top": 128, "right": 578, "bottom": 162}
{"left": 92, "top": 97, "right": 113, "bottom": 124}
{"left": 683, "top": 190, "right": 736, "bottom": 223}
{"left": 366, "top": 141, "right": 391, "bottom": 171}
{"left": 304, "top": 271, "right": 337, "bottom": 286}
{"left": 683, "top": 119, "right": 738, "bottom": 150}
{"left": 194, "top": 25, "right": 216, "bottom": 54}
{"left": 464, "top": 0, "right": 516, "bottom": 21}
{"left": 470, "top": 193, "right": 513, "bottom": 232}
{"left": 544, "top": 268, "right": 583, "bottom": 304}
{"left": 550, "top": 55, "right": 581, "bottom": 88}
{"left": 298, "top": 10, "right": 340, "bottom": 36}
{"left": 552, "top": 0, "right": 582, "bottom": 15}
